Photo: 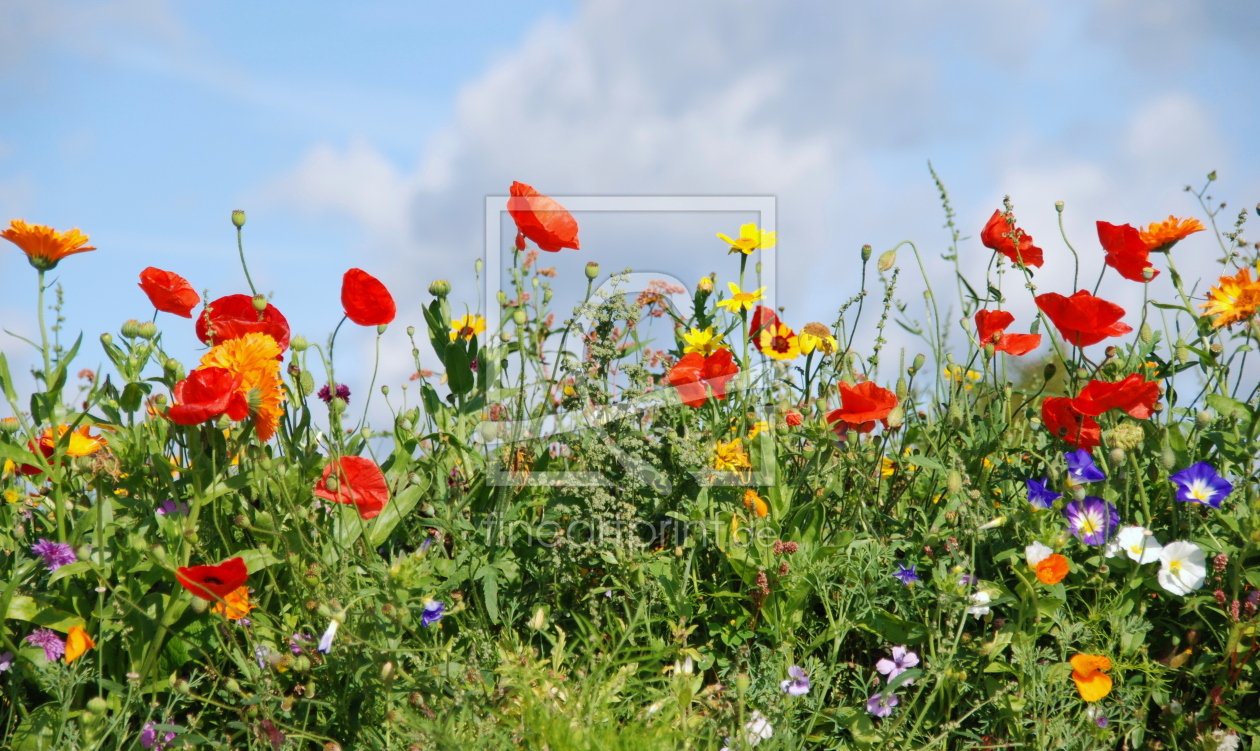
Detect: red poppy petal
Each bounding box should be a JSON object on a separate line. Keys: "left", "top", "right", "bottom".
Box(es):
{"left": 196, "top": 295, "right": 291, "bottom": 352}
{"left": 995, "top": 333, "right": 1041, "bottom": 356}
{"left": 139, "top": 267, "right": 200, "bottom": 318}
{"left": 341, "top": 268, "right": 397, "bottom": 326}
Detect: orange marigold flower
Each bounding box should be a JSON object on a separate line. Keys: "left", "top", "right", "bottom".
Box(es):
{"left": 1200, "top": 267, "right": 1260, "bottom": 328}
{"left": 743, "top": 489, "right": 769, "bottom": 518}
{"left": 2, "top": 219, "right": 95, "bottom": 270}
{"left": 1034, "top": 554, "right": 1069, "bottom": 585}
{"left": 200, "top": 333, "right": 286, "bottom": 441}
{"left": 64, "top": 625, "right": 95, "bottom": 664}
{"left": 1070, "top": 654, "right": 1113, "bottom": 702}
{"left": 211, "top": 586, "right": 255, "bottom": 620}
{"left": 1140, "top": 215, "right": 1205, "bottom": 251}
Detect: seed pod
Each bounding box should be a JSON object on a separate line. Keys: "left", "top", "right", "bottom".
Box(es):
{"left": 886, "top": 405, "right": 905, "bottom": 429}
{"left": 474, "top": 258, "right": 483, "bottom": 275}
{"left": 1139, "top": 322, "right": 1154, "bottom": 345}
{"left": 1108, "top": 447, "right": 1126, "bottom": 467}
{"left": 231, "top": 209, "right": 246, "bottom": 228}
{"left": 911, "top": 353, "right": 925, "bottom": 373}
{"left": 1160, "top": 447, "right": 1176, "bottom": 470}
{"left": 1210, "top": 342, "right": 1223, "bottom": 357}
{"left": 585, "top": 262, "right": 600, "bottom": 280}
{"left": 252, "top": 294, "right": 268, "bottom": 313}
{"left": 87, "top": 696, "right": 108, "bottom": 714}
{"left": 512, "top": 310, "right": 528, "bottom": 326}
{"left": 877, "top": 249, "right": 897, "bottom": 272}
{"left": 895, "top": 377, "right": 908, "bottom": 400}
{"left": 1175, "top": 338, "right": 1189, "bottom": 364}
{"left": 861, "top": 244, "right": 873, "bottom": 262}
{"left": 947, "top": 470, "right": 963, "bottom": 494}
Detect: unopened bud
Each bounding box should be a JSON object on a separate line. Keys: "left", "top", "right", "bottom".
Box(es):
{"left": 877, "top": 249, "right": 896, "bottom": 272}
{"left": 290, "top": 335, "right": 309, "bottom": 352}
{"left": 324, "top": 475, "right": 339, "bottom": 493}
{"left": 886, "top": 405, "right": 905, "bottom": 429}
{"left": 406, "top": 326, "right": 415, "bottom": 337}
{"left": 496, "top": 290, "right": 507, "bottom": 305}
{"left": 697, "top": 276, "right": 714, "bottom": 293}
{"left": 1043, "top": 363, "right": 1056, "bottom": 381}
{"left": 735, "top": 673, "right": 751, "bottom": 694}
{"left": 895, "top": 377, "right": 908, "bottom": 400}
{"left": 330, "top": 397, "right": 347, "bottom": 413}
{"left": 87, "top": 696, "right": 108, "bottom": 714}
{"left": 512, "top": 310, "right": 528, "bottom": 326}
{"left": 947, "top": 470, "right": 963, "bottom": 494}
{"left": 251, "top": 295, "right": 268, "bottom": 313}
{"left": 1160, "top": 447, "right": 1177, "bottom": 470}
{"left": 861, "top": 244, "right": 872, "bottom": 262}
{"left": 231, "top": 210, "right": 246, "bottom": 228}
{"left": 190, "top": 596, "right": 208, "bottom": 613}
{"left": 983, "top": 343, "right": 995, "bottom": 359}
{"left": 543, "top": 288, "right": 553, "bottom": 304}
{"left": 1139, "top": 322, "right": 1153, "bottom": 345}
{"left": 100, "top": 332, "right": 113, "bottom": 346}
{"left": 380, "top": 661, "right": 394, "bottom": 683}
{"left": 1175, "top": 338, "right": 1189, "bottom": 364}
{"left": 428, "top": 280, "right": 451, "bottom": 298}
{"left": 499, "top": 330, "right": 511, "bottom": 343}
{"left": 474, "top": 258, "right": 483, "bottom": 275}
{"left": 121, "top": 319, "right": 141, "bottom": 339}
{"left": 1195, "top": 410, "right": 1212, "bottom": 430}
{"left": 1054, "top": 201, "right": 1064, "bottom": 213}
{"left": 585, "top": 262, "right": 600, "bottom": 280}
{"left": 911, "top": 353, "right": 925, "bottom": 373}
{"left": 0, "top": 417, "right": 19, "bottom": 434}
{"left": 137, "top": 321, "right": 157, "bottom": 340}
{"left": 1142, "top": 267, "right": 1155, "bottom": 281}
{"left": 1108, "top": 447, "right": 1126, "bottom": 467}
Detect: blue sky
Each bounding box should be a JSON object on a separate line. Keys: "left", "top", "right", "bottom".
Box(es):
{"left": 1, "top": 0, "right": 1258, "bottom": 412}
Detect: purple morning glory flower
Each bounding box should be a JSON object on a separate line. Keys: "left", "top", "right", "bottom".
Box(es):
{"left": 30, "top": 539, "right": 76, "bottom": 573}
{"left": 1063, "top": 496, "right": 1119, "bottom": 546}
{"left": 875, "top": 646, "right": 919, "bottom": 684}
{"left": 892, "top": 563, "right": 919, "bottom": 586}
{"left": 1025, "top": 478, "right": 1062, "bottom": 510}
{"left": 957, "top": 574, "right": 977, "bottom": 587}
{"left": 780, "top": 665, "right": 810, "bottom": 696}
{"left": 422, "top": 600, "right": 445, "bottom": 627}
{"left": 0, "top": 652, "right": 12, "bottom": 672}
{"left": 866, "top": 692, "right": 898, "bottom": 717}
{"left": 1169, "top": 462, "right": 1233, "bottom": 509}
{"left": 156, "top": 500, "right": 188, "bottom": 516}
{"left": 317, "top": 383, "right": 351, "bottom": 405}
{"left": 1065, "top": 450, "right": 1106, "bottom": 484}
{"left": 25, "top": 629, "right": 65, "bottom": 662}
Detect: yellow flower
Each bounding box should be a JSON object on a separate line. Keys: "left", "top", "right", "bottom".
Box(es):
{"left": 64, "top": 625, "right": 95, "bottom": 664}
{"left": 38, "top": 425, "right": 108, "bottom": 458}
{"left": 212, "top": 586, "right": 255, "bottom": 620}
{"left": 757, "top": 322, "right": 799, "bottom": 360}
{"left": 682, "top": 327, "right": 727, "bottom": 356}
{"left": 200, "top": 332, "right": 285, "bottom": 441}
{"left": 747, "top": 420, "right": 770, "bottom": 439}
{"left": 2, "top": 459, "right": 15, "bottom": 479}
{"left": 450, "top": 314, "right": 487, "bottom": 341}
{"left": 1069, "top": 654, "right": 1113, "bottom": 702}
{"left": 943, "top": 364, "right": 982, "bottom": 390}
{"left": 880, "top": 457, "right": 896, "bottom": 477}
{"left": 3, "top": 488, "right": 19, "bottom": 504}
{"left": 717, "top": 222, "right": 776, "bottom": 255}
{"left": 715, "top": 283, "right": 765, "bottom": 313}
{"left": 713, "top": 439, "right": 752, "bottom": 473}
{"left": 797, "top": 322, "right": 838, "bottom": 355}
{"left": 1140, "top": 216, "right": 1204, "bottom": 251}
{"left": 743, "top": 489, "right": 769, "bottom": 517}
{"left": 1200, "top": 267, "right": 1260, "bottom": 328}
{"left": 1, "top": 219, "right": 95, "bottom": 271}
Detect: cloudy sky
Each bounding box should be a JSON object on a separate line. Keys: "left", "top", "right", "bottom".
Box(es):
{"left": 2, "top": 0, "right": 1257, "bottom": 412}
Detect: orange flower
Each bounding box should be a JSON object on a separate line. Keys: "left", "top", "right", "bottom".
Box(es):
{"left": 19, "top": 424, "right": 108, "bottom": 475}
{"left": 199, "top": 333, "right": 285, "bottom": 441}
{"left": 211, "top": 586, "right": 255, "bottom": 620}
{"left": 1200, "top": 267, "right": 1260, "bottom": 328}
{"left": 826, "top": 381, "right": 898, "bottom": 434}
{"left": 1140, "top": 216, "right": 1204, "bottom": 251}
{"left": 64, "top": 625, "right": 95, "bottom": 664}
{"left": 1070, "top": 654, "right": 1113, "bottom": 702}
{"left": 743, "top": 489, "right": 769, "bottom": 518}
{"left": 1034, "top": 554, "right": 1069, "bottom": 585}
{"left": 2, "top": 219, "right": 95, "bottom": 270}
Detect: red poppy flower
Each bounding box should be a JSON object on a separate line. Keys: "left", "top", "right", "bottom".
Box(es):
{"left": 667, "top": 349, "right": 740, "bottom": 408}
{"left": 1098, "top": 221, "right": 1158, "bottom": 283}
{"left": 196, "top": 294, "right": 291, "bottom": 352}
{"left": 176, "top": 557, "right": 248, "bottom": 601}
{"left": 138, "top": 267, "right": 200, "bottom": 318}
{"left": 1069, "top": 374, "right": 1160, "bottom": 419}
{"left": 507, "top": 181, "right": 580, "bottom": 252}
{"left": 314, "top": 455, "right": 390, "bottom": 520}
{"left": 748, "top": 305, "right": 780, "bottom": 339}
{"left": 1041, "top": 396, "right": 1101, "bottom": 450}
{"left": 167, "top": 367, "right": 248, "bottom": 425}
{"left": 980, "top": 209, "right": 1044, "bottom": 268}
{"left": 341, "top": 268, "right": 397, "bottom": 326}
{"left": 1034, "top": 290, "right": 1132, "bottom": 347}
{"left": 784, "top": 409, "right": 803, "bottom": 426}
{"left": 826, "top": 381, "right": 898, "bottom": 434}
{"left": 974, "top": 309, "right": 1042, "bottom": 356}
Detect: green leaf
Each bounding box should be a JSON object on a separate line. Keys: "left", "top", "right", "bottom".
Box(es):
{"left": 478, "top": 565, "right": 499, "bottom": 623}
{"left": 120, "top": 381, "right": 152, "bottom": 414}
{"left": 445, "top": 342, "right": 474, "bottom": 396}
{"left": 48, "top": 560, "right": 93, "bottom": 584}
{"left": 366, "top": 481, "right": 429, "bottom": 548}
{"left": 0, "top": 352, "right": 17, "bottom": 403}
{"left": 5, "top": 595, "right": 86, "bottom": 631}
{"left": 1207, "top": 393, "right": 1252, "bottom": 420}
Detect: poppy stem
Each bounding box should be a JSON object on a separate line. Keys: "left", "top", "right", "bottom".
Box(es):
{"left": 236, "top": 226, "right": 258, "bottom": 297}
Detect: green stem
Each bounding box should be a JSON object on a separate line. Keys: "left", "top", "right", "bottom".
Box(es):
{"left": 236, "top": 227, "right": 258, "bottom": 297}
{"left": 37, "top": 270, "right": 51, "bottom": 383}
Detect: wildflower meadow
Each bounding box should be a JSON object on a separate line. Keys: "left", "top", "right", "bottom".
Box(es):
{"left": 2, "top": 174, "right": 1260, "bottom": 750}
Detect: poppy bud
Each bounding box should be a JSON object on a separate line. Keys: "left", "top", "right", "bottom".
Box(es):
{"left": 251, "top": 294, "right": 268, "bottom": 313}
{"left": 474, "top": 258, "right": 483, "bottom": 275}
{"left": 1210, "top": 342, "right": 1223, "bottom": 357}
{"left": 121, "top": 319, "right": 142, "bottom": 339}
{"left": 947, "top": 470, "right": 963, "bottom": 494}
{"left": 324, "top": 475, "right": 339, "bottom": 493}
{"left": 298, "top": 371, "right": 315, "bottom": 397}
{"left": 190, "top": 596, "right": 208, "bottom": 614}
{"left": 877, "top": 249, "right": 896, "bottom": 272}
{"left": 543, "top": 288, "right": 553, "bottom": 304}
{"left": 496, "top": 290, "right": 507, "bottom": 305}
{"left": 1108, "top": 448, "right": 1126, "bottom": 467}
{"left": 499, "top": 331, "right": 511, "bottom": 343}
{"left": 100, "top": 332, "right": 113, "bottom": 346}
{"left": 983, "top": 343, "right": 995, "bottom": 359}
{"left": 1142, "top": 267, "right": 1155, "bottom": 281}
{"left": 231, "top": 210, "right": 246, "bottom": 228}
{"left": 886, "top": 405, "right": 905, "bottom": 429}
{"left": 861, "top": 244, "right": 872, "bottom": 262}
{"left": 1055, "top": 201, "right": 1064, "bottom": 213}
{"left": 1072, "top": 486, "right": 1087, "bottom": 501}
{"left": 380, "top": 661, "right": 395, "bottom": 683}
{"left": 1195, "top": 410, "right": 1212, "bottom": 430}
{"left": 514, "top": 231, "right": 526, "bottom": 251}
{"left": 285, "top": 335, "right": 307, "bottom": 353}
{"left": 1139, "top": 322, "right": 1153, "bottom": 345}
{"left": 281, "top": 697, "right": 295, "bottom": 712}
{"left": 512, "top": 310, "right": 527, "bottom": 326}
{"left": 330, "top": 397, "right": 347, "bottom": 413}
{"left": 896, "top": 377, "right": 907, "bottom": 400}
{"left": 173, "top": 678, "right": 190, "bottom": 695}
{"left": 585, "top": 262, "right": 600, "bottom": 280}
{"left": 1160, "top": 447, "right": 1176, "bottom": 470}
{"left": 735, "top": 673, "right": 750, "bottom": 695}
{"left": 531, "top": 276, "right": 539, "bottom": 289}
{"left": 428, "top": 280, "right": 451, "bottom": 298}
{"left": 137, "top": 321, "right": 157, "bottom": 340}
{"left": 1043, "top": 363, "right": 1056, "bottom": 381}
{"left": 911, "top": 353, "right": 925, "bottom": 373}
{"left": 1175, "top": 338, "right": 1189, "bottom": 364}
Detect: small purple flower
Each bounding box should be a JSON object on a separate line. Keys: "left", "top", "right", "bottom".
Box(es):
{"left": 25, "top": 628, "right": 65, "bottom": 662}
{"left": 419, "top": 535, "right": 434, "bottom": 555}
{"left": 780, "top": 665, "right": 810, "bottom": 696}
{"left": 957, "top": 574, "right": 977, "bottom": 587}
{"left": 875, "top": 646, "right": 919, "bottom": 684}
{"left": 1063, "top": 496, "right": 1120, "bottom": 546}
{"left": 1065, "top": 450, "right": 1106, "bottom": 484}
{"left": 1094, "top": 714, "right": 1109, "bottom": 728}
{"left": 0, "top": 652, "right": 13, "bottom": 672}
{"left": 1025, "top": 478, "right": 1062, "bottom": 510}
{"left": 892, "top": 563, "right": 919, "bottom": 586}
{"left": 255, "top": 644, "right": 270, "bottom": 667}
{"left": 30, "top": 539, "right": 76, "bottom": 572}
{"left": 290, "top": 632, "right": 312, "bottom": 654}
{"left": 1169, "top": 462, "right": 1233, "bottom": 509}
{"left": 156, "top": 500, "right": 188, "bottom": 516}
{"left": 317, "top": 383, "right": 351, "bottom": 405}
{"left": 140, "top": 722, "right": 177, "bottom": 750}
{"left": 422, "top": 600, "right": 445, "bottom": 627}
{"left": 866, "top": 692, "right": 898, "bottom": 717}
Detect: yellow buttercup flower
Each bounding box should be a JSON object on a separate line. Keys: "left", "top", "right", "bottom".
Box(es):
{"left": 1200, "top": 267, "right": 1260, "bottom": 328}
{"left": 200, "top": 332, "right": 285, "bottom": 441}
{"left": 682, "top": 327, "right": 727, "bottom": 356}
{"left": 713, "top": 439, "right": 752, "bottom": 473}
{"left": 3, "top": 488, "right": 20, "bottom": 504}
{"left": 716, "top": 283, "right": 765, "bottom": 313}
{"left": 717, "top": 222, "right": 776, "bottom": 255}
{"left": 450, "top": 314, "right": 487, "bottom": 341}
{"left": 944, "top": 364, "right": 982, "bottom": 390}
{"left": 797, "top": 322, "right": 838, "bottom": 355}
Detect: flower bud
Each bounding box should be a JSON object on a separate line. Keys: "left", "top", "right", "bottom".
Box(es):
{"left": 861, "top": 244, "right": 872, "bottom": 262}
{"left": 87, "top": 696, "right": 108, "bottom": 715}
{"left": 983, "top": 343, "right": 995, "bottom": 359}
{"left": 512, "top": 309, "right": 528, "bottom": 326}
{"left": 1042, "top": 362, "right": 1056, "bottom": 381}
{"left": 330, "top": 397, "right": 347, "bottom": 413}
{"left": 1175, "top": 338, "right": 1189, "bottom": 364}
{"left": 324, "top": 475, "right": 339, "bottom": 493}
{"left": 528, "top": 606, "right": 547, "bottom": 630}
{"left": 406, "top": 326, "right": 415, "bottom": 337}
{"left": 290, "top": 335, "right": 309, "bottom": 352}
{"left": 1107, "top": 447, "right": 1126, "bottom": 467}
{"left": 895, "top": 377, "right": 908, "bottom": 400}
{"left": 1072, "top": 486, "right": 1087, "bottom": 501}
{"left": 886, "top": 405, "right": 905, "bottom": 429}
{"left": 499, "top": 330, "right": 512, "bottom": 343}
{"left": 121, "top": 319, "right": 142, "bottom": 339}
{"left": 0, "top": 417, "right": 20, "bottom": 434}
{"left": 543, "top": 288, "right": 553, "bottom": 304}
{"left": 697, "top": 276, "right": 714, "bottom": 293}
{"left": 1160, "top": 447, "right": 1176, "bottom": 470}
{"left": 137, "top": 321, "right": 157, "bottom": 340}
{"left": 877, "top": 249, "right": 896, "bottom": 272}
{"left": 1195, "top": 410, "right": 1213, "bottom": 430}
{"left": 531, "top": 276, "right": 539, "bottom": 289}
{"left": 1054, "top": 201, "right": 1064, "bottom": 213}
{"left": 428, "top": 280, "right": 451, "bottom": 298}
{"left": 380, "top": 661, "right": 394, "bottom": 683}
{"left": 231, "top": 210, "right": 246, "bottom": 228}
{"left": 377, "top": 324, "right": 388, "bottom": 335}
{"left": 474, "top": 258, "right": 483, "bottom": 275}
{"left": 190, "top": 596, "right": 208, "bottom": 614}
{"left": 496, "top": 290, "right": 507, "bottom": 305}
{"left": 947, "top": 470, "right": 963, "bottom": 494}
{"left": 911, "top": 353, "right": 925, "bottom": 374}
{"left": 100, "top": 332, "right": 113, "bottom": 346}
{"left": 252, "top": 294, "right": 268, "bottom": 313}
{"left": 1139, "top": 322, "right": 1153, "bottom": 345}
{"left": 734, "top": 673, "right": 750, "bottom": 695}
{"left": 585, "top": 262, "right": 600, "bottom": 280}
